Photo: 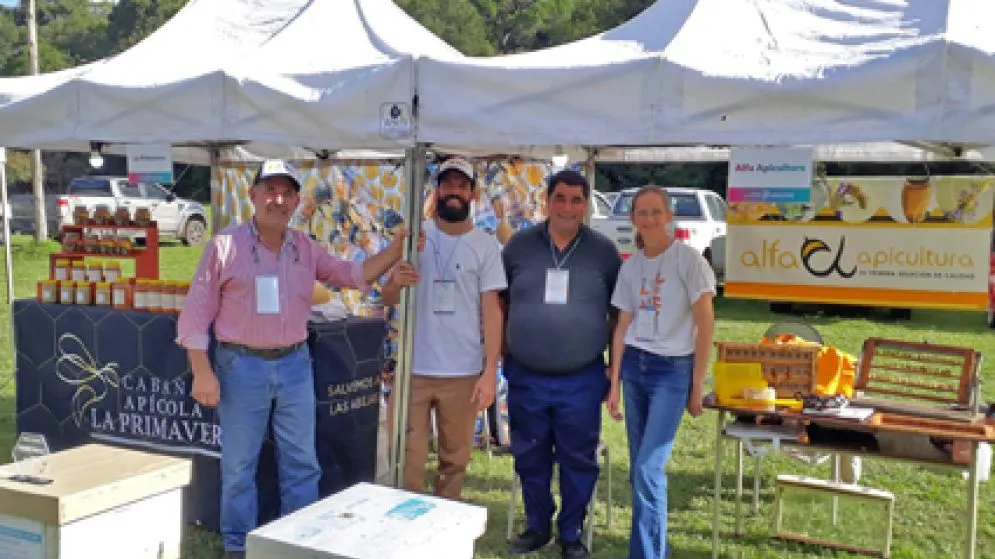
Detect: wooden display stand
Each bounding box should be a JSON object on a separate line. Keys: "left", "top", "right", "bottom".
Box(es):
{"left": 49, "top": 224, "right": 159, "bottom": 280}
{"left": 0, "top": 443, "right": 191, "bottom": 559}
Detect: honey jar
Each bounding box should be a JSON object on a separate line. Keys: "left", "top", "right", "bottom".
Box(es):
{"left": 116, "top": 235, "right": 133, "bottom": 255}
{"left": 159, "top": 281, "right": 175, "bottom": 314}
{"left": 53, "top": 259, "right": 70, "bottom": 281}
{"left": 134, "top": 207, "right": 152, "bottom": 227}
{"left": 100, "top": 238, "right": 116, "bottom": 255}
{"left": 146, "top": 280, "right": 162, "bottom": 313}
{"left": 83, "top": 235, "right": 100, "bottom": 254}
{"left": 93, "top": 205, "right": 112, "bottom": 225}
{"left": 73, "top": 206, "right": 90, "bottom": 226}
{"left": 103, "top": 261, "right": 121, "bottom": 282}
{"left": 112, "top": 278, "right": 132, "bottom": 310}
{"left": 113, "top": 207, "right": 131, "bottom": 226}
{"left": 175, "top": 281, "right": 190, "bottom": 312}
{"left": 94, "top": 282, "right": 112, "bottom": 306}
{"left": 74, "top": 281, "right": 93, "bottom": 306}
{"left": 59, "top": 281, "right": 75, "bottom": 304}
{"left": 86, "top": 260, "right": 103, "bottom": 282}
{"left": 133, "top": 279, "right": 149, "bottom": 311}
{"left": 70, "top": 261, "right": 87, "bottom": 282}
{"left": 38, "top": 280, "right": 58, "bottom": 303}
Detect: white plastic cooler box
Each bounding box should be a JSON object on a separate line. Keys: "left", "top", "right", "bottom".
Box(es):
{"left": 247, "top": 482, "right": 488, "bottom": 559}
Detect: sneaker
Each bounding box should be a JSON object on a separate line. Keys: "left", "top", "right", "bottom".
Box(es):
{"left": 509, "top": 528, "right": 551, "bottom": 555}
{"left": 559, "top": 539, "right": 590, "bottom": 559}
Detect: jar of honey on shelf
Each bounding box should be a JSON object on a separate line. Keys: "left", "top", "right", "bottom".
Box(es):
{"left": 92, "top": 205, "right": 112, "bottom": 225}
{"left": 116, "top": 235, "right": 133, "bottom": 255}
{"left": 70, "top": 261, "right": 87, "bottom": 282}
{"left": 73, "top": 206, "right": 90, "bottom": 226}
{"left": 83, "top": 235, "right": 100, "bottom": 254}
{"left": 147, "top": 280, "right": 163, "bottom": 313}
{"left": 175, "top": 281, "right": 190, "bottom": 313}
{"left": 100, "top": 238, "right": 116, "bottom": 255}
{"left": 134, "top": 207, "right": 152, "bottom": 227}
{"left": 133, "top": 279, "right": 149, "bottom": 311}
{"left": 74, "top": 281, "right": 93, "bottom": 305}
{"left": 113, "top": 207, "right": 131, "bottom": 226}
{"left": 53, "top": 259, "right": 70, "bottom": 281}
{"left": 159, "top": 281, "right": 175, "bottom": 314}
{"left": 86, "top": 260, "right": 103, "bottom": 282}
{"left": 103, "top": 261, "right": 122, "bottom": 282}
{"left": 39, "top": 280, "right": 58, "bottom": 303}
{"left": 112, "top": 278, "right": 132, "bottom": 310}
{"left": 94, "top": 282, "right": 112, "bottom": 306}
{"left": 59, "top": 281, "right": 75, "bottom": 304}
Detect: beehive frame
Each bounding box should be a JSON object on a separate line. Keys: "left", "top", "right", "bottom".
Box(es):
{"left": 716, "top": 342, "right": 819, "bottom": 398}
{"left": 856, "top": 338, "right": 979, "bottom": 409}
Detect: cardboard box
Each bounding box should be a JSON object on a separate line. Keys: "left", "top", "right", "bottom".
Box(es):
{"left": 247, "top": 482, "right": 488, "bottom": 559}
{"left": 0, "top": 443, "right": 192, "bottom": 559}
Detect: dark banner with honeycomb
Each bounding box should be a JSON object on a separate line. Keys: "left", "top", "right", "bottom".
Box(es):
{"left": 13, "top": 300, "right": 385, "bottom": 530}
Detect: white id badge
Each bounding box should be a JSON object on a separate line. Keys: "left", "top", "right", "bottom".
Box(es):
{"left": 255, "top": 275, "right": 281, "bottom": 315}
{"left": 544, "top": 269, "right": 570, "bottom": 305}
{"left": 635, "top": 309, "right": 656, "bottom": 341}
{"left": 433, "top": 280, "right": 456, "bottom": 314}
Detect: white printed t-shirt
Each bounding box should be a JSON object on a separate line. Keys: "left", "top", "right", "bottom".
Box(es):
{"left": 411, "top": 220, "right": 508, "bottom": 377}
{"left": 610, "top": 241, "right": 716, "bottom": 356}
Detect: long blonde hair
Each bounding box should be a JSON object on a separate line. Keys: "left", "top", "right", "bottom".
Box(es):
{"left": 630, "top": 185, "right": 670, "bottom": 250}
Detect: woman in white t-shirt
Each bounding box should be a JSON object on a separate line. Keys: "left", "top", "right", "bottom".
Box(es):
{"left": 607, "top": 185, "right": 716, "bottom": 559}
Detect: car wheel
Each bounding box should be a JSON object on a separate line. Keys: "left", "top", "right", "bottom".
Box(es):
{"left": 182, "top": 218, "right": 207, "bottom": 246}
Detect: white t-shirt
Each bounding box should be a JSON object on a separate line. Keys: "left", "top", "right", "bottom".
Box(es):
{"left": 411, "top": 221, "right": 508, "bottom": 376}
{"left": 610, "top": 241, "right": 716, "bottom": 356}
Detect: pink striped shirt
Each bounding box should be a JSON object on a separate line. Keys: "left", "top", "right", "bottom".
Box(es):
{"left": 175, "top": 221, "right": 367, "bottom": 350}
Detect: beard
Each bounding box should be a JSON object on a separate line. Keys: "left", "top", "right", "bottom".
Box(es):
{"left": 436, "top": 195, "right": 471, "bottom": 223}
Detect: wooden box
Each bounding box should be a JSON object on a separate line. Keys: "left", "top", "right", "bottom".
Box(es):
{"left": 716, "top": 342, "right": 819, "bottom": 398}
{"left": 247, "top": 482, "right": 488, "bottom": 559}
{"left": 0, "top": 443, "right": 192, "bottom": 559}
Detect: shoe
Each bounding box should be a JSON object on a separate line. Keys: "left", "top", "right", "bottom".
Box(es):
{"left": 559, "top": 539, "right": 590, "bottom": 559}
{"left": 509, "top": 528, "right": 551, "bottom": 555}
{"left": 225, "top": 551, "right": 246, "bottom": 559}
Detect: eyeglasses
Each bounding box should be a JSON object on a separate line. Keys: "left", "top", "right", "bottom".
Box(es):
{"left": 633, "top": 209, "right": 667, "bottom": 219}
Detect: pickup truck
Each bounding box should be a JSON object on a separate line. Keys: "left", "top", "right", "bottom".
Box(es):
{"left": 2, "top": 176, "right": 208, "bottom": 245}
{"left": 592, "top": 187, "right": 728, "bottom": 269}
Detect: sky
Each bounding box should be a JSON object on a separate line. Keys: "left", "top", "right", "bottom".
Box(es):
{"left": 0, "top": 1, "right": 17, "bottom": 7}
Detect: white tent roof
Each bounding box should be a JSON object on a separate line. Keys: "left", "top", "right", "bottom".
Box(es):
{"left": 0, "top": 0, "right": 461, "bottom": 160}
{"left": 419, "top": 0, "right": 995, "bottom": 152}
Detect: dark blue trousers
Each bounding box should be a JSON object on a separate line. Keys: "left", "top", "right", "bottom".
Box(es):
{"left": 506, "top": 357, "right": 608, "bottom": 542}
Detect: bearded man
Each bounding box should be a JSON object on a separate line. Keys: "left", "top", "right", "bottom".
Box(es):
{"left": 382, "top": 157, "right": 507, "bottom": 499}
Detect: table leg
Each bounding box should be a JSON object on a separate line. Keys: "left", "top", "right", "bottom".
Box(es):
{"left": 965, "top": 441, "right": 980, "bottom": 559}
{"left": 752, "top": 452, "right": 762, "bottom": 515}
{"left": 735, "top": 440, "right": 744, "bottom": 536}
{"left": 831, "top": 454, "right": 840, "bottom": 526}
{"left": 713, "top": 411, "right": 724, "bottom": 559}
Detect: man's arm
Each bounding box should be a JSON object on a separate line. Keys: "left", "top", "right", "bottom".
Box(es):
{"left": 176, "top": 239, "right": 225, "bottom": 407}
{"left": 316, "top": 231, "right": 406, "bottom": 290}
{"left": 481, "top": 291, "right": 503, "bottom": 377}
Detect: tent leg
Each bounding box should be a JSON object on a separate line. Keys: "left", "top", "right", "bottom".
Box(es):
{"left": 389, "top": 145, "right": 426, "bottom": 489}
{"left": 209, "top": 146, "right": 222, "bottom": 235}
{"left": 1, "top": 149, "right": 12, "bottom": 306}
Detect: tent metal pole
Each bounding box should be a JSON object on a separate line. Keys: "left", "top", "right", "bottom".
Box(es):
{"left": 209, "top": 145, "right": 222, "bottom": 235}
{"left": 389, "top": 144, "right": 425, "bottom": 488}
{"left": 1, "top": 148, "right": 13, "bottom": 306}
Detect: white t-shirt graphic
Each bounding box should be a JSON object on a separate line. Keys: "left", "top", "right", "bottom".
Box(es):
{"left": 412, "top": 221, "right": 508, "bottom": 376}
{"left": 611, "top": 242, "right": 716, "bottom": 356}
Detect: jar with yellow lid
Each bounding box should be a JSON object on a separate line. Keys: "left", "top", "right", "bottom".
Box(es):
{"left": 147, "top": 280, "right": 163, "bottom": 313}
{"left": 73, "top": 206, "right": 90, "bottom": 226}
{"left": 133, "top": 279, "right": 149, "bottom": 311}
{"left": 134, "top": 207, "right": 152, "bottom": 227}
{"left": 53, "top": 259, "right": 70, "bottom": 281}
{"left": 159, "top": 281, "right": 176, "bottom": 314}
{"left": 70, "top": 261, "right": 87, "bottom": 282}
{"left": 74, "top": 281, "right": 93, "bottom": 306}
{"left": 59, "top": 281, "right": 75, "bottom": 304}
{"left": 92, "top": 205, "right": 112, "bottom": 225}
{"left": 103, "top": 261, "right": 122, "bottom": 282}
{"left": 174, "top": 281, "right": 190, "bottom": 313}
{"left": 112, "top": 278, "right": 132, "bottom": 310}
{"left": 38, "top": 280, "right": 58, "bottom": 303}
{"left": 116, "top": 235, "right": 133, "bottom": 255}
{"left": 94, "top": 282, "right": 112, "bottom": 306}
{"left": 86, "top": 260, "right": 103, "bottom": 282}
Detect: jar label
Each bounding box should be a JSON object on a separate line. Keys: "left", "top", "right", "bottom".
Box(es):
{"left": 113, "top": 290, "right": 125, "bottom": 306}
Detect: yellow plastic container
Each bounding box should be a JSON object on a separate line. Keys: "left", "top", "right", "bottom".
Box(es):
{"left": 713, "top": 362, "right": 769, "bottom": 406}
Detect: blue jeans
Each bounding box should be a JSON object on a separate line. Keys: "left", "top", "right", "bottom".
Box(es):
{"left": 622, "top": 346, "right": 693, "bottom": 559}
{"left": 216, "top": 345, "right": 320, "bottom": 552}
{"left": 505, "top": 357, "right": 608, "bottom": 542}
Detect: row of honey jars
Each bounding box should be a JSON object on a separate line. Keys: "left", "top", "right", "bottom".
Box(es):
{"left": 53, "top": 259, "right": 122, "bottom": 283}
{"left": 38, "top": 279, "right": 190, "bottom": 314}
{"left": 133, "top": 280, "right": 190, "bottom": 314}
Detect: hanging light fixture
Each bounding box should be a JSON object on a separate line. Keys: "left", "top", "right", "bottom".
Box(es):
{"left": 88, "top": 141, "right": 104, "bottom": 168}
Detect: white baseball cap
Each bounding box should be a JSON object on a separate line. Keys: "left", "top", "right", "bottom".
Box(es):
{"left": 254, "top": 160, "right": 302, "bottom": 191}
{"left": 436, "top": 157, "right": 475, "bottom": 184}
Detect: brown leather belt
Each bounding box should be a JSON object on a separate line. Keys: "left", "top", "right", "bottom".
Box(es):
{"left": 218, "top": 341, "right": 306, "bottom": 361}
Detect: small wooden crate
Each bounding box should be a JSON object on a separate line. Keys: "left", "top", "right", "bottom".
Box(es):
{"left": 716, "top": 342, "right": 819, "bottom": 399}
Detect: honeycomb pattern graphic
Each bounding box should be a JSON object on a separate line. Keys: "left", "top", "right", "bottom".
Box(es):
{"left": 13, "top": 300, "right": 386, "bottom": 530}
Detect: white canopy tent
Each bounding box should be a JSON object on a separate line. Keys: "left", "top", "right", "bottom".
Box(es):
{"left": 0, "top": 0, "right": 462, "bottom": 160}
{"left": 419, "top": 0, "right": 995, "bottom": 155}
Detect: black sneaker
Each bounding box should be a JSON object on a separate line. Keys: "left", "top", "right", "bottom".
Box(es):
{"left": 559, "top": 539, "right": 590, "bottom": 559}
{"left": 509, "top": 528, "right": 551, "bottom": 555}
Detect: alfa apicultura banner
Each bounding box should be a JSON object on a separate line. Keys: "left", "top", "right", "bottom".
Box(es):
{"left": 724, "top": 175, "right": 993, "bottom": 311}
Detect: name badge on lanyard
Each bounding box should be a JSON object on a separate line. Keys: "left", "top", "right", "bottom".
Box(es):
{"left": 255, "top": 275, "right": 281, "bottom": 314}
{"left": 545, "top": 231, "right": 582, "bottom": 306}
{"left": 634, "top": 309, "right": 656, "bottom": 342}
{"left": 433, "top": 280, "right": 457, "bottom": 314}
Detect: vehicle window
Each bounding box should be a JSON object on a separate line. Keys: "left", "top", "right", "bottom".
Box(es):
{"left": 706, "top": 195, "right": 727, "bottom": 221}
{"left": 594, "top": 194, "right": 611, "bottom": 217}
{"left": 68, "top": 178, "right": 113, "bottom": 197}
{"left": 613, "top": 191, "right": 704, "bottom": 218}
{"left": 143, "top": 184, "right": 171, "bottom": 200}
{"left": 118, "top": 183, "right": 143, "bottom": 198}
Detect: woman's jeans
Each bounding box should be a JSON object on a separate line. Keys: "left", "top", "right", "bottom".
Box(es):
{"left": 216, "top": 344, "right": 320, "bottom": 552}
{"left": 622, "top": 345, "right": 693, "bottom": 559}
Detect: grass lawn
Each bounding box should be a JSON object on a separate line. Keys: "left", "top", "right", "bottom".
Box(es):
{"left": 2, "top": 233, "right": 995, "bottom": 558}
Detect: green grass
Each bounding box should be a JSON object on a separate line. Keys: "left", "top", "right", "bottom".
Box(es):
{"left": 2, "top": 233, "right": 995, "bottom": 558}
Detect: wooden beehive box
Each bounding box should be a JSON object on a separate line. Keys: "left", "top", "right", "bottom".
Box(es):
{"left": 855, "top": 338, "right": 979, "bottom": 416}
{"left": 716, "top": 342, "right": 819, "bottom": 398}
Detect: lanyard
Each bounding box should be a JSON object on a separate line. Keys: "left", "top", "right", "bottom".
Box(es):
{"left": 432, "top": 230, "right": 463, "bottom": 281}
{"left": 549, "top": 231, "right": 583, "bottom": 270}
{"left": 638, "top": 251, "right": 666, "bottom": 313}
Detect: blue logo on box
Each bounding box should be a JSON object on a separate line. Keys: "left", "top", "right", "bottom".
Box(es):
{"left": 386, "top": 498, "right": 436, "bottom": 520}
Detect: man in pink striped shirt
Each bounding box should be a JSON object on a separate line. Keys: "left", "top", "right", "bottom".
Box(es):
{"left": 176, "top": 160, "right": 408, "bottom": 559}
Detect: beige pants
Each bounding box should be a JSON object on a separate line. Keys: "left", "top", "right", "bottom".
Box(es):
{"left": 388, "top": 374, "right": 479, "bottom": 500}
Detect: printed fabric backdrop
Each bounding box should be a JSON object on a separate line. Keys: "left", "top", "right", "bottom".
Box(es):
{"left": 214, "top": 158, "right": 564, "bottom": 445}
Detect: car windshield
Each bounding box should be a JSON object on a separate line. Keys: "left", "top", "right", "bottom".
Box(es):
{"left": 614, "top": 191, "right": 703, "bottom": 218}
